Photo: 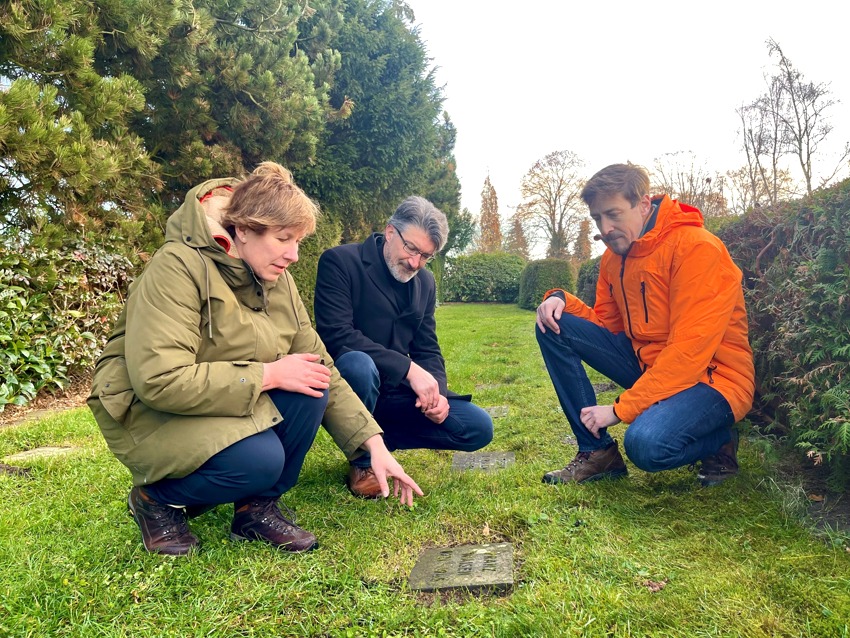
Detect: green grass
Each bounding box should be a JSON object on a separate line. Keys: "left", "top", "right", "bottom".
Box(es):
{"left": 1, "top": 303, "right": 848, "bottom": 637}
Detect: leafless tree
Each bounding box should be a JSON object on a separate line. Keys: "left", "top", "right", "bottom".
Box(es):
{"left": 651, "top": 151, "right": 729, "bottom": 218}
{"left": 517, "top": 150, "right": 586, "bottom": 259}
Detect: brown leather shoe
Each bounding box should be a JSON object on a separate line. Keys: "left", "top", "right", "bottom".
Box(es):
{"left": 346, "top": 465, "right": 383, "bottom": 499}
{"left": 127, "top": 487, "right": 199, "bottom": 556}
{"left": 542, "top": 441, "right": 628, "bottom": 485}
{"left": 230, "top": 498, "right": 318, "bottom": 552}
{"left": 698, "top": 429, "right": 740, "bottom": 487}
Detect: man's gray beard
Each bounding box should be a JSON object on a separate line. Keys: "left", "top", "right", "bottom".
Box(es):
{"left": 387, "top": 260, "right": 417, "bottom": 283}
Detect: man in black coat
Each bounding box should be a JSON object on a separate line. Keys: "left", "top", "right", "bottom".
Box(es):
{"left": 315, "top": 196, "right": 494, "bottom": 497}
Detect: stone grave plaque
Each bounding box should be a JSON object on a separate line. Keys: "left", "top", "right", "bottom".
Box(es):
{"left": 409, "top": 543, "right": 514, "bottom": 593}
{"left": 452, "top": 451, "right": 515, "bottom": 472}
{"left": 484, "top": 405, "right": 509, "bottom": 418}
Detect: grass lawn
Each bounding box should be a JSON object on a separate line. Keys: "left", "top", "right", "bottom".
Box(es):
{"left": 1, "top": 303, "right": 848, "bottom": 637}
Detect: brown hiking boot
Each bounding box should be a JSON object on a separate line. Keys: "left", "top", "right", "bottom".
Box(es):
{"left": 346, "top": 465, "right": 383, "bottom": 499}
{"left": 127, "top": 487, "right": 199, "bottom": 556}
{"left": 230, "top": 498, "right": 318, "bottom": 552}
{"left": 542, "top": 441, "right": 628, "bottom": 485}
{"left": 698, "top": 429, "right": 740, "bottom": 487}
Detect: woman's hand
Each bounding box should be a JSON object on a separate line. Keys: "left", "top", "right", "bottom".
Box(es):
{"left": 262, "top": 353, "right": 330, "bottom": 397}
{"left": 362, "top": 435, "right": 424, "bottom": 506}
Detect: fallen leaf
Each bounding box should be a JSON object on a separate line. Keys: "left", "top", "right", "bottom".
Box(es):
{"left": 482, "top": 522, "right": 490, "bottom": 536}
{"left": 808, "top": 493, "right": 825, "bottom": 502}
{"left": 642, "top": 579, "right": 668, "bottom": 593}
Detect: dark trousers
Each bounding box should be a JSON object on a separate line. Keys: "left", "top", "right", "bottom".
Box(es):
{"left": 144, "top": 389, "right": 327, "bottom": 506}
{"left": 535, "top": 313, "right": 735, "bottom": 471}
{"left": 335, "top": 351, "right": 493, "bottom": 468}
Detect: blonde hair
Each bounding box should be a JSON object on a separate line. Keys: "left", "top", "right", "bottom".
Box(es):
{"left": 221, "top": 162, "right": 319, "bottom": 235}
{"left": 580, "top": 163, "right": 650, "bottom": 208}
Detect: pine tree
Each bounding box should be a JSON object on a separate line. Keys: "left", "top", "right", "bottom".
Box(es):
{"left": 573, "top": 218, "right": 592, "bottom": 262}
{"left": 478, "top": 175, "right": 502, "bottom": 253}
{"left": 297, "top": 0, "right": 447, "bottom": 241}
{"left": 0, "top": 0, "right": 160, "bottom": 230}
{"left": 503, "top": 213, "right": 529, "bottom": 260}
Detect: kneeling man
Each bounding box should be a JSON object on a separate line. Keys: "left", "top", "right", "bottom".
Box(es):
{"left": 536, "top": 163, "right": 755, "bottom": 487}
{"left": 315, "top": 196, "right": 494, "bottom": 497}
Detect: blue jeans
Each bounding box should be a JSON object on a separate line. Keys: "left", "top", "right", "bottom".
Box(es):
{"left": 536, "top": 313, "right": 735, "bottom": 471}
{"left": 144, "top": 389, "right": 327, "bottom": 506}
{"left": 335, "top": 351, "right": 494, "bottom": 468}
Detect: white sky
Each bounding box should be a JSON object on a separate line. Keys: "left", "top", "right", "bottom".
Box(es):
{"left": 404, "top": 0, "right": 850, "bottom": 225}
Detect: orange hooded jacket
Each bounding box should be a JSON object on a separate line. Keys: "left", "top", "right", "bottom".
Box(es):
{"left": 545, "top": 195, "right": 755, "bottom": 424}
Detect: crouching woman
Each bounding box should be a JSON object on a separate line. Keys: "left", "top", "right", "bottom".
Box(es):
{"left": 88, "top": 162, "right": 421, "bottom": 555}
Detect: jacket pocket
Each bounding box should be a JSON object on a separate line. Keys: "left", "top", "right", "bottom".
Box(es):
{"left": 96, "top": 359, "right": 137, "bottom": 424}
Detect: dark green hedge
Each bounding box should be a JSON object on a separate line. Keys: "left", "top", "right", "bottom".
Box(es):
{"left": 441, "top": 252, "right": 526, "bottom": 303}
{"left": 576, "top": 256, "right": 602, "bottom": 307}
{"left": 518, "top": 259, "right": 575, "bottom": 310}
{"left": 288, "top": 214, "right": 342, "bottom": 320}
{"left": 718, "top": 178, "right": 850, "bottom": 487}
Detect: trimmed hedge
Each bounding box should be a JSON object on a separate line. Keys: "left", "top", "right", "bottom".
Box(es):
{"left": 576, "top": 256, "right": 602, "bottom": 307}
{"left": 718, "top": 178, "right": 850, "bottom": 487}
{"left": 441, "top": 252, "right": 526, "bottom": 303}
{"left": 518, "top": 259, "right": 575, "bottom": 310}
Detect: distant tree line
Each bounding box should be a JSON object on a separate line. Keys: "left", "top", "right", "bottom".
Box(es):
{"left": 470, "top": 39, "right": 848, "bottom": 262}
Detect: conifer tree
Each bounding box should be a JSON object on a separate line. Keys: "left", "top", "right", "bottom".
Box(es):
{"left": 478, "top": 175, "right": 502, "bottom": 253}
{"left": 573, "top": 218, "right": 593, "bottom": 262}
{"left": 0, "top": 0, "right": 160, "bottom": 230}
{"left": 503, "top": 213, "right": 529, "bottom": 260}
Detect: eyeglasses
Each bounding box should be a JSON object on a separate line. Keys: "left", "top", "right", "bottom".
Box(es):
{"left": 391, "top": 225, "right": 436, "bottom": 262}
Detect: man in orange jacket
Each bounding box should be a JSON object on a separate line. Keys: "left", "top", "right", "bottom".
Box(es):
{"left": 536, "top": 163, "right": 755, "bottom": 486}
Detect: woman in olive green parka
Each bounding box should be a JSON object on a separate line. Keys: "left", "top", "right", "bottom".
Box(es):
{"left": 88, "top": 163, "right": 421, "bottom": 555}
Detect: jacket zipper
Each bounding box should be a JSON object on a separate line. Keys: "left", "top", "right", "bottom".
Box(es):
{"left": 640, "top": 281, "right": 649, "bottom": 323}
{"left": 619, "top": 256, "right": 635, "bottom": 339}
{"left": 707, "top": 364, "right": 717, "bottom": 384}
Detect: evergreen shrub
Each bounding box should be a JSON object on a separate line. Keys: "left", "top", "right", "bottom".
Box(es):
{"left": 718, "top": 178, "right": 850, "bottom": 487}
{"left": 288, "top": 214, "right": 342, "bottom": 319}
{"left": 441, "top": 252, "right": 525, "bottom": 303}
{"left": 518, "top": 259, "right": 575, "bottom": 310}
{"left": 576, "top": 256, "right": 602, "bottom": 307}
{"left": 0, "top": 233, "right": 135, "bottom": 410}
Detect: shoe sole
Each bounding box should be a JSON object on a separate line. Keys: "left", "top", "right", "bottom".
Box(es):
{"left": 230, "top": 531, "right": 318, "bottom": 552}
{"left": 542, "top": 468, "right": 629, "bottom": 485}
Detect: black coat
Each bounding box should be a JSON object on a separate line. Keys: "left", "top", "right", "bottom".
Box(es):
{"left": 314, "top": 233, "right": 448, "bottom": 395}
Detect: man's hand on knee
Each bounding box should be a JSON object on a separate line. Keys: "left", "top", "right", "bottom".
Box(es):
{"left": 536, "top": 296, "right": 566, "bottom": 334}
{"left": 422, "top": 394, "right": 449, "bottom": 424}
{"left": 407, "top": 362, "right": 440, "bottom": 411}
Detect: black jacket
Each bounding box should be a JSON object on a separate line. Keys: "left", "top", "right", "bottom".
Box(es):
{"left": 314, "top": 233, "right": 448, "bottom": 395}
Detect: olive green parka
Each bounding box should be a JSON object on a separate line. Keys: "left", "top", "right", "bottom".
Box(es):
{"left": 87, "top": 179, "right": 382, "bottom": 487}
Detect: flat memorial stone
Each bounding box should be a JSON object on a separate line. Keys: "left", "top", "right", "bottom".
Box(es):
{"left": 452, "top": 451, "right": 515, "bottom": 472}
{"left": 409, "top": 543, "right": 514, "bottom": 593}
{"left": 484, "top": 405, "right": 509, "bottom": 418}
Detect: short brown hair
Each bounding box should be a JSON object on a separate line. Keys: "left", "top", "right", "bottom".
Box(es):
{"left": 221, "top": 162, "right": 319, "bottom": 235}
{"left": 580, "top": 163, "right": 650, "bottom": 208}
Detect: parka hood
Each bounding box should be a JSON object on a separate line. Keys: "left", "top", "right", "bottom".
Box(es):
{"left": 629, "top": 195, "right": 704, "bottom": 258}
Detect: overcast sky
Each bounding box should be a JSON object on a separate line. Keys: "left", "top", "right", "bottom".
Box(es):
{"left": 403, "top": 0, "right": 850, "bottom": 223}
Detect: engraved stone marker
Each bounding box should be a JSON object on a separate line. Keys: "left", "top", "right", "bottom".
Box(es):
{"left": 483, "top": 405, "right": 509, "bottom": 418}
{"left": 409, "top": 543, "right": 514, "bottom": 592}
{"left": 452, "top": 451, "right": 515, "bottom": 472}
